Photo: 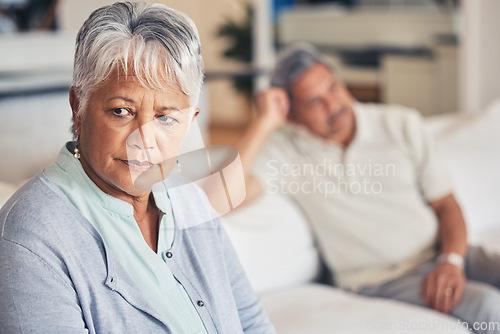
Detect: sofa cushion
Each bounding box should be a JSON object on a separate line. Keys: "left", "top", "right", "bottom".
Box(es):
{"left": 260, "top": 283, "right": 471, "bottom": 334}
{"left": 426, "top": 99, "right": 500, "bottom": 238}
{"left": 221, "top": 193, "right": 322, "bottom": 293}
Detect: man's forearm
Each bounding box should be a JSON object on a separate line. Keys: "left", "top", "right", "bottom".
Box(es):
{"left": 235, "top": 116, "right": 277, "bottom": 175}
{"left": 423, "top": 194, "right": 468, "bottom": 313}
{"left": 430, "top": 194, "right": 468, "bottom": 257}
{"left": 224, "top": 88, "right": 289, "bottom": 208}
{"left": 195, "top": 116, "right": 275, "bottom": 213}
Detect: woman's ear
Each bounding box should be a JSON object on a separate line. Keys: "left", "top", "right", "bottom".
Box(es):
{"left": 191, "top": 108, "right": 200, "bottom": 122}
{"left": 69, "top": 87, "right": 81, "bottom": 136}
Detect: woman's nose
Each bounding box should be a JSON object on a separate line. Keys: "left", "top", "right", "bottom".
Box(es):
{"left": 127, "top": 121, "right": 157, "bottom": 150}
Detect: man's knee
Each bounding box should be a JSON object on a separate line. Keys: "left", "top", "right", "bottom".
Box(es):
{"left": 466, "top": 246, "right": 500, "bottom": 287}
{"left": 457, "top": 281, "right": 500, "bottom": 324}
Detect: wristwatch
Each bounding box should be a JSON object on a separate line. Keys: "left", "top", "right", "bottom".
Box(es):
{"left": 437, "top": 252, "right": 465, "bottom": 269}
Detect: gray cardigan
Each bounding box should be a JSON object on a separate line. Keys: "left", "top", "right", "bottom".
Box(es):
{"left": 0, "top": 173, "right": 275, "bottom": 334}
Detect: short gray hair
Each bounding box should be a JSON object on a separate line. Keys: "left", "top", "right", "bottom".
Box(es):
{"left": 72, "top": 2, "right": 204, "bottom": 114}
{"left": 270, "top": 43, "right": 334, "bottom": 96}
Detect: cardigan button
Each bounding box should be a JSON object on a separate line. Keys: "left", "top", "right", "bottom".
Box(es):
{"left": 197, "top": 300, "right": 205, "bottom": 307}
{"left": 165, "top": 252, "right": 173, "bottom": 259}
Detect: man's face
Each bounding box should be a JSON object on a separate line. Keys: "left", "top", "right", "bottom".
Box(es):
{"left": 289, "top": 63, "right": 356, "bottom": 145}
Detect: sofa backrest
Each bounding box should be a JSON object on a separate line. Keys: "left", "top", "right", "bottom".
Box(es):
{"left": 221, "top": 193, "right": 322, "bottom": 294}
{"left": 426, "top": 98, "right": 500, "bottom": 238}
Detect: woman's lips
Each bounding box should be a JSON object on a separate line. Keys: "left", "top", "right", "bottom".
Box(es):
{"left": 120, "top": 159, "right": 158, "bottom": 172}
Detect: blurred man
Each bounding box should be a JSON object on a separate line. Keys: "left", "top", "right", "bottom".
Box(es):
{"left": 236, "top": 44, "right": 500, "bottom": 333}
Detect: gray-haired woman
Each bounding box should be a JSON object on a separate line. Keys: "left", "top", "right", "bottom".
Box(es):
{"left": 0, "top": 2, "right": 275, "bottom": 333}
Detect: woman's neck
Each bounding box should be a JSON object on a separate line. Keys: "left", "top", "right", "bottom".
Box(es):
{"left": 79, "top": 152, "right": 160, "bottom": 252}
{"left": 133, "top": 194, "right": 160, "bottom": 253}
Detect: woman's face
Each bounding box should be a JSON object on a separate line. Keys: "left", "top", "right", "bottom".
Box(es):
{"left": 72, "top": 72, "right": 197, "bottom": 198}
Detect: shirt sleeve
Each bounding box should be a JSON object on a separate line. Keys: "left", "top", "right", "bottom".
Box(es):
{"left": 0, "top": 238, "right": 88, "bottom": 333}
{"left": 404, "top": 110, "right": 454, "bottom": 202}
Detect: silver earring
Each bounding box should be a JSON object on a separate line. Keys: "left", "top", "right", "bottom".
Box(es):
{"left": 73, "top": 139, "right": 80, "bottom": 159}
{"left": 176, "top": 159, "right": 181, "bottom": 173}
{"left": 73, "top": 146, "right": 80, "bottom": 159}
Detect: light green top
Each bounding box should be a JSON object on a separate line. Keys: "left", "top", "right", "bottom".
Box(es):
{"left": 45, "top": 143, "right": 207, "bottom": 334}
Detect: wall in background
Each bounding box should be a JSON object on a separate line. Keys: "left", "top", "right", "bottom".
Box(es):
{"left": 460, "top": 0, "right": 500, "bottom": 112}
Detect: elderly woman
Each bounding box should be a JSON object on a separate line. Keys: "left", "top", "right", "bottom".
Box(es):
{"left": 0, "top": 2, "right": 275, "bottom": 333}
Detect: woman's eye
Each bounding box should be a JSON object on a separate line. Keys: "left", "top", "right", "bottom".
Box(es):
{"left": 157, "top": 115, "right": 178, "bottom": 127}
{"left": 112, "top": 108, "right": 132, "bottom": 117}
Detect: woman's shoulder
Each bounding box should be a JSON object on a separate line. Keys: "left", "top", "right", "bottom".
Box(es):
{"left": 0, "top": 173, "right": 92, "bottom": 247}
{"left": 2, "top": 173, "right": 71, "bottom": 216}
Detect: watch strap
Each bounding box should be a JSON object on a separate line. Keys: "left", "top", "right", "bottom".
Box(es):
{"left": 437, "top": 252, "right": 465, "bottom": 268}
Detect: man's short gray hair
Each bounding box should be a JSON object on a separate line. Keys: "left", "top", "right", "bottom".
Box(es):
{"left": 270, "top": 43, "right": 334, "bottom": 95}
{"left": 72, "top": 2, "right": 204, "bottom": 114}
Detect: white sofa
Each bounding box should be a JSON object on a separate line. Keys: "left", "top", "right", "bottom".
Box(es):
{"left": 220, "top": 99, "right": 500, "bottom": 334}
{"left": 1, "top": 94, "right": 500, "bottom": 333}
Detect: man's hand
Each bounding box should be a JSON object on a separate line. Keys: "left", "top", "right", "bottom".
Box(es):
{"left": 255, "top": 88, "right": 290, "bottom": 132}
{"left": 421, "top": 262, "right": 466, "bottom": 314}
{"left": 231, "top": 88, "right": 291, "bottom": 208}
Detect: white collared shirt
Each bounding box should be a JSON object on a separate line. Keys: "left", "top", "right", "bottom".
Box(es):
{"left": 254, "top": 103, "right": 453, "bottom": 291}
